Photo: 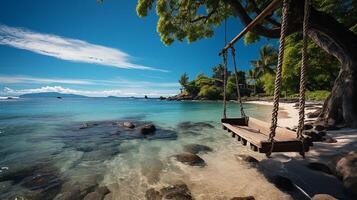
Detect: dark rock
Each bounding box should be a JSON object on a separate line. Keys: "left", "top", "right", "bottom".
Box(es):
{"left": 335, "top": 152, "right": 357, "bottom": 199}
{"left": 315, "top": 125, "right": 325, "bottom": 131}
{"left": 96, "top": 186, "right": 110, "bottom": 195}
{"left": 231, "top": 196, "right": 255, "bottom": 200}
{"left": 53, "top": 188, "right": 80, "bottom": 200}
{"left": 183, "top": 144, "right": 213, "bottom": 154}
{"left": 235, "top": 154, "right": 259, "bottom": 164}
{"left": 306, "top": 108, "right": 322, "bottom": 118}
{"left": 178, "top": 122, "right": 214, "bottom": 130}
{"left": 322, "top": 136, "right": 337, "bottom": 143}
{"left": 103, "top": 193, "right": 113, "bottom": 200}
{"left": 123, "top": 122, "right": 135, "bottom": 129}
{"left": 307, "top": 162, "right": 332, "bottom": 174}
{"left": 140, "top": 124, "right": 156, "bottom": 135}
{"left": 83, "top": 191, "right": 103, "bottom": 200}
{"left": 272, "top": 175, "right": 294, "bottom": 191}
{"left": 326, "top": 125, "right": 340, "bottom": 131}
{"left": 80, "top": 123, "right": 91, "bottom": 129}
{"left": 303, "top": 124, "right": 314, "bottom": 130}
{"left": 303, "top": 131, "right": 323, "bottom": 141}
{"left": 318, "top": 131, "right": 327, "bottom": 137}
{"left": 160, "top": 183, "right": 192, "bottom": 200}
{"left": 174, "top": 153, "right": 206, "bottom": 167}
{"left": 145, "top": 188, "right": 162, "bottom": 200}
{"left": 21, "top": 173, "right": 62, "bottom": 191}
{"left": 311, "top": 194, "right": 338, "bottom": 200}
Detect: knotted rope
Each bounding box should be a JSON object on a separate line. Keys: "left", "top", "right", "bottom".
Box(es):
{"left": 267, "top": 0, "right": 289, "bottom": 157}
{"left": 231, "top": 46, "right": 246, "bottom": 117}
{"left": 222, "top": 51, "right": 228, "bottom": 119}
{"left": 296, "top": 0, "right": 311, "bottom": 157}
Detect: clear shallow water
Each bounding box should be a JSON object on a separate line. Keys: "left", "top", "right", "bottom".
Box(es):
{"left": 0, "top": 97, "right": 290, "bottom": 200}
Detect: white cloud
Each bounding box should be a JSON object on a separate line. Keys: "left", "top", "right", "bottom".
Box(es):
{"left": 0, "top": 75, "right": 179, "bottom": 88}
{"left": 0, "top": 75, "right": 93, "bottom": 85}
{"left": 2, "top": 86, "right": 177, "bottom": 97}
{"left": 0, "top": 24, "right": 167, "bottom": 72}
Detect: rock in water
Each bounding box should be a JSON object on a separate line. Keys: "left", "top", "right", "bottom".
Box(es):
{"left": 122, "top": 122, "right": 135, "bottom": 129}
{"left": 140, "top": 124, "right": 156, "bottom": 135}
{"left": 145, "top": 188, "right": 162, "bottom": 200}
{"left": 235, "top": 154, "right": 259, "bottom": 164}
{"left": 183, "top": 144, "right": 213, "bottom": 154}
{"left": 315, "top": 124, "right": 325, "bottom": 131}
{"left": 231, "top": 196, "right": 255, "bottom": 200}
{"left": 160, "top": 183, "right": 193, "bottom": 200}
{"left": 174, "top": 153, "right": 206, "bottom": 166}
{"left": 83, "top": 191, "right": 103, "bottom": 200}
{"left": 311, "top": 194, "right": 338, "bottom": 200}
{"left": 335, "top": 152, "right": 357, "bottom": 199}
{"left": 307, "top": 162, "right": 332, "bottom": 174}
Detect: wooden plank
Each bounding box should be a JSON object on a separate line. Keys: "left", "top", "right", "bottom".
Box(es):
{"left": 221, "top": 117, "right": 247, "bottom": 125}
{"left": 222, "top": 123, "right": 268, "bottom": 148}
{"left": 248, "top": 117, "right": 298, "bottom": 141}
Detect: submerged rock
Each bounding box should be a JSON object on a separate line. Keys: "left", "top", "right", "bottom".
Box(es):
{"left": 83, "top": 191, "right": 103, "bottom": 200}
{"left": 174, "top": 153, "right": 206, "bottom": 167}
{"left": 315, "top": 124, "right": 325, "bottom": 131}
{"left": 322, "top": 136, "right": 337, "bottom": 143}
{"left": 145, "top": 188, "right": 162, "bottom": 200}
{"left": 140, "top": 124, "right": 156, "bottom": 135}
{"left": 307, "top": 162, "right": 332, "bottom": 174}
{"left": 311, "top": 194, "right": 338, "bottom": 200}
{"left": 235, "top": 154, "right": 259, "bottom": 164}
{"left": 122, "top": 122, "right": 135, "bottom": 129}
{"left": 183, "top": 144, "right": 213, "bottom": 154}
{"left": 160, "top": 183, "right": 193, "bottom": 200}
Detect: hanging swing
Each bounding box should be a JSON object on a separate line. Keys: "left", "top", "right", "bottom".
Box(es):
{"left": 220, "top": 0, "right": 313, "bottom": 157}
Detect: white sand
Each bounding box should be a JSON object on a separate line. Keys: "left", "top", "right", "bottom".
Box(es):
{"left": 245, "top": 100, "right": 357, "bottom": 199}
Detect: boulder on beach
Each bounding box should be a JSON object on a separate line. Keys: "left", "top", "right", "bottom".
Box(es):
{"left": 140, "top": 124, "right": 156, "bottom": 135}
{"left": 174, "top": 153, "right": 206, "bottom": 166}
{"left": 183, "top": 144, "right": 213, "bottom": 154}
{"left": 235, "top": 154, "right": 259, "bottom": 164}
{"left": 311, "top": 194, "right": 338, "bottom": 200}
{"left": 83, "top": 191, "right": 103, "bottom": 200}
{"left": 145, "top": 188, "right": 162, "bottom": 200}
{"left": 335, "top": 151, "right": 357, "bottom": 199}
{"left": 306, "top": 108, "right": 322, "bottom": 118}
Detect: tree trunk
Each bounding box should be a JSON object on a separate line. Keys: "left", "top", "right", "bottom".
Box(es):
{"left": 228, "top": 0, "right": 357, "bottom": 127}
{"left": 298, "top": 3, "right": 357, "bottom": 128}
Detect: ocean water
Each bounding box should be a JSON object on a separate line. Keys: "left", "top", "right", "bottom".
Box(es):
{"left": 0, "top": 97, "right": 291, "bottom": 200}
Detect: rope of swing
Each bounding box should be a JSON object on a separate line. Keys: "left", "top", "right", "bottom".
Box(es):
{"left": 296, "top": 0, "right": 311, "bottom": 156}
{"left": 267, "top": 0, "right": 289, "bottom": 157}
{"left": 267, "top": 0, "right": 310, "bottom": 157}
{"left": 231, "top": 46, "right": 246, "bottom": 117}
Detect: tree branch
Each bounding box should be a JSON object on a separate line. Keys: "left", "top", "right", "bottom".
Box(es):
{"left": 190, "top": 8, "right": 217, "bottom": 23}
{"left": 248, "top": 0, "right": 281, "bottom": 27}
{"left": 226, "top": 0, "right": 281, "bottom": 38}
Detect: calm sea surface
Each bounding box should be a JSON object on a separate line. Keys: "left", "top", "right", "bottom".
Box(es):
{"left": 0, "top": 97, "right": 289, "bottom": 200}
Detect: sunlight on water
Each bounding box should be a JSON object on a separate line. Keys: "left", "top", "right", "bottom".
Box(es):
{"left": 0, "top": 98, "right": 288, "bottom": 199}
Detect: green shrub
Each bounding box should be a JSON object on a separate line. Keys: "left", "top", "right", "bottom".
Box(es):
{"left": 198, "top": 85, "right": 222, "bottom": 100}
{"left": 260, "top": 73, "right": 276, "bottom": 95}
{"left": 305, "top": 90, "right": 330, "bottom": 101}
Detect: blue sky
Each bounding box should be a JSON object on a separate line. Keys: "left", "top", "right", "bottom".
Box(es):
{"left": 0, "top": 0, "right": 274, "bottom": 97}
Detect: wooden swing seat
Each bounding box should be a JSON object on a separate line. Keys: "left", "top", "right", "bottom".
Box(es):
{"left": 221, "top": 117, "right": 312, "bottom": 153}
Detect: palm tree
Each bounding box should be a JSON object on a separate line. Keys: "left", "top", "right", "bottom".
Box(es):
{"left": 246, "top": 69, "right": 257, "bottom": 94}
{"left": 178, "top": 73, "right": 189, "bottom": 93}
{"left": 250, "top": 45, "right": 278, "bottom": 78}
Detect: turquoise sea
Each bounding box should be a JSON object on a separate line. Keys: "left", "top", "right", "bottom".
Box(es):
{"left": 0, "top": 97, "right": 289, "bottom": 200}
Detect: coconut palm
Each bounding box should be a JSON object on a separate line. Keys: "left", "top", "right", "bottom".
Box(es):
{"left": 250, "top": 45, "right": 278, "bottom": 78}
{"left": 178, "top": 73, "right": 189, "bottom": 93}
{"left": 246, "top": 69, "right": 257, "bottom": 94}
